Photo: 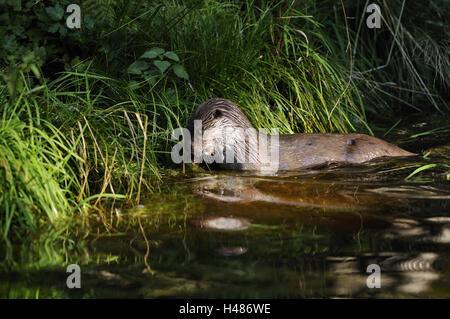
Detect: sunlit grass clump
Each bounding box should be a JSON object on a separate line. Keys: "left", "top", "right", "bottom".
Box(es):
{"left": 0, "top": 71, "right": 160, "bottom": 240}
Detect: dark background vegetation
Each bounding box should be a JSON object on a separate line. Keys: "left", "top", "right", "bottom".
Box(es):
{"left": 0, "top": 0, "right": 449, "bottom": 240}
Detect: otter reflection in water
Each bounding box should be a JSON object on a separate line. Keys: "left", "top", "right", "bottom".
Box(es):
{"left": 187, "top": 98, "right": 415, "bottom": 172}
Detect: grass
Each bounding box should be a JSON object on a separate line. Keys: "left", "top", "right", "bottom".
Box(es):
{"left": 331, "top": 0, "right": 449, "bottom": 116}
{"left": 0, "top": 0, "right": 448, "bottom": 242}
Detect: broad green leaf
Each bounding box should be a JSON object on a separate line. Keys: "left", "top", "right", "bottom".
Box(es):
{"left": 30, "top": 64, "right": 41, "bottom": 79}
{"left": 153, "top": 60, "right": 171, "bottom": 73}
{"left": 173, "top": 64, "right": 189, "bottom": 80}
{"left": 84, "top": 15, "right": 95, "bottom": 30}
{"left": 128, "top": 81, "right": 140, "bottom": 89}
{"left": 140, "top": 47, "right": 165, "bottom": 59}
{"left": 10, "top": 24, "right": 24, "bottom": 35}
{"left": 143, "top": 72, "right": 157, "bottom": 86}
{"left": 8, "top": 0, "right": 21, "bottom": 10}
{"left": 127, "top": 60, "right": 149, "bottom": 74}
{"left": 163, "top": 51, "right": 179, "bottom": 62}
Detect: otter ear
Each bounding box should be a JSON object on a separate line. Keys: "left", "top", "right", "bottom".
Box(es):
{"left": 213, "top": 109, "right": 222, "bottom": 118}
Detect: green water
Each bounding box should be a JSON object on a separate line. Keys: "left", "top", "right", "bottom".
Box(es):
{"left": 1, "top": 119, "right": 449, "bottom": 298}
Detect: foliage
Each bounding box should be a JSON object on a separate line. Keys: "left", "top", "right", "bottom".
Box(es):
{"left": 127, "top": 47, "right": 189, "bottom": 89}
{"left": 0, "top": 0, "right": 448, "bottom": 241}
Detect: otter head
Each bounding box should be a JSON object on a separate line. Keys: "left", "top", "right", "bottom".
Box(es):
{"left": 188, "top": 98, "right": 255, "bottom": 164}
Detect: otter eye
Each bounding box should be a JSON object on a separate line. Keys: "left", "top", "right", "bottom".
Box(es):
{"left": 213, "top": 109, "right": 222, "bottom": 118}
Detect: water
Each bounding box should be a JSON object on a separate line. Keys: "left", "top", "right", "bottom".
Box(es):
{"left": 1, "top": 120, "right": 449, "bottom": 298}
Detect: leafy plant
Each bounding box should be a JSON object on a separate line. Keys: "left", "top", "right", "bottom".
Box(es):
{"left": 0, "top": 0, "right": 448, "bottom": 244}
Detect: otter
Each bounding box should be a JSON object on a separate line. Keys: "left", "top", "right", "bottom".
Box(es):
{"left": 188, "top": 98, "right": 416, "bottom": 171}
